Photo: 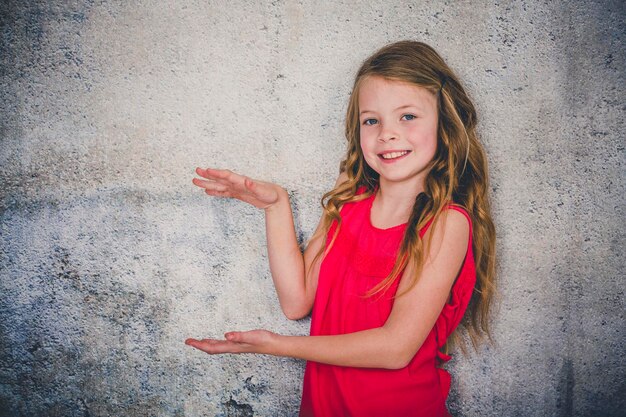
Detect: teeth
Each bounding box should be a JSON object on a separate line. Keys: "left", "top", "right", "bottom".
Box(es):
{"left": 380, "top": 151, "right": 409, "bottom": 159}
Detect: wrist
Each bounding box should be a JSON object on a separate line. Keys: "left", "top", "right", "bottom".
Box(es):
{"left": 264, "top": 187, "right": 289, "bottom": 213}
{"left": 267, "top": 333, "right": 290, "bottom": 357}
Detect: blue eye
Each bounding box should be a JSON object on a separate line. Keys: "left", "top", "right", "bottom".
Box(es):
{"left": 363, "top": 118, "right": 378, "bottom": 126}
{"left": 401, "top": 114, "right": 416, "bottom": 121}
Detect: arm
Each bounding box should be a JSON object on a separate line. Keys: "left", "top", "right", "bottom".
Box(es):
{"left": 186, "top": 209, "right": 470, "bottom": 369}
{"left": 266, "top": 171, "right": 348, "bottom": 319}
{"left": 193, "top": 168, "right": 345, "bottom": 320}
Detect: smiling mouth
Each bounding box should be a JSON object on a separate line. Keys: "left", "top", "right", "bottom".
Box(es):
{"left": 379, "top": 150, "right": 410, "bottom": 160}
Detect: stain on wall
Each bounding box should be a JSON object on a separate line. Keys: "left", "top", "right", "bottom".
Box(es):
{"left": 1, "top": 0, "right": 624, "bottom": 416}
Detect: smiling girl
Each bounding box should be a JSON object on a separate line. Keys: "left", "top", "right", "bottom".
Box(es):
{"left": 186, "top": 41, "right": 496, "bottom": 417}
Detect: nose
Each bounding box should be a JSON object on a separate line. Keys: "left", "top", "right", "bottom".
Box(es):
{"left": 378, "top": 124, "right": 398, "bottom": 142}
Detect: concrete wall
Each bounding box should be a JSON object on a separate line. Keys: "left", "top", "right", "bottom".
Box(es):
{"left": 1, "top": 1, "right": 623, "bottom": 416}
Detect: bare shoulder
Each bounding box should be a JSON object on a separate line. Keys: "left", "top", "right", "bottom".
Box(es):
{"left": 424, "top": 209, "right": 470, "bottom": 259}
{"left": 442, "top": 208, "right": 470, "bottom": 237}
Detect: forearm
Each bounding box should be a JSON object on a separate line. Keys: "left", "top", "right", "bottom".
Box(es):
{"left": 192, "top": 168, "right": 317, "bottom": 319}
{"left": 271, "top": 328, "right": 409, "bottom": 369}
{"left": 264, "top": 188, "right": 310, "bottom": 318}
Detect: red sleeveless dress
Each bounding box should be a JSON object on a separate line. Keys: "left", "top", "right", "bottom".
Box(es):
{"left": 299, "top": 191, "right": 475, "bottom": 417}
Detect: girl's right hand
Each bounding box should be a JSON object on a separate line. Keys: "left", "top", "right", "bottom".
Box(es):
{"left": 192, "top": 167, "right": 284, "bottom": 210}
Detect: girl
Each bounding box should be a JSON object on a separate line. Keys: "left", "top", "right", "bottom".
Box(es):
{"left": 186, "top": 41, "right": 496, "bottom": 417}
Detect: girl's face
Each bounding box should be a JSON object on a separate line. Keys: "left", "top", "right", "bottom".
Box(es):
{"left": 358, "top": 76, "right": 438, "bottom": 194}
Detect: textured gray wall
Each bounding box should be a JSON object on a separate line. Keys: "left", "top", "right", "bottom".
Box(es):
{"left": 1, "top": 1, "right": 624, "bottom": 416}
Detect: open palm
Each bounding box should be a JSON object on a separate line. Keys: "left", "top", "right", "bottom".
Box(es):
{"left": 193, "top": 167, "right": 281, "bottom": 209}
{"left": 185, "top": 329, "right": 276, "bottom": 355}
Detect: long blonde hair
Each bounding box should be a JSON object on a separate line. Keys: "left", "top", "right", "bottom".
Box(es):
{"left": 311, "top": 41, "right": 496, "bottom": 349}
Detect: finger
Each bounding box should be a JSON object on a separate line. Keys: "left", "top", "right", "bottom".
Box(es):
{"left": 200, "top": 338, "right": 221, "bottom": 344}
{"left": 203, "top": 170, "right": 254, "bottom": 192}
{"left": 199, "top": 168, "right": 237, "bottom": 183}
{"left": 192, "top": 177, "right": 228, "bottom": 192}
{"left": 185, "top": 338, "right": 219, "bottom": 345}
{"left": 185, "top": 338, "right": 204, "bottom": 348}
{"left": 204, "top": 188, "right": 232, "bottom": 198}
{"left": 195, "top": 167, "right": 220, "bottom": 180}
{"left": 195, "top": 167, "right": 227, "bottom": 180}
{"left": 185, "top": 338, "right": 240, "bottom": 354}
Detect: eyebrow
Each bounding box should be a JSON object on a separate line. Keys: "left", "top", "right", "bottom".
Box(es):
{"left": 359, "top": 104, "right": 422, "bottom": 115}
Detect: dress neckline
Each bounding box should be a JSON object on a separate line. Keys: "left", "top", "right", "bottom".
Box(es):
{"left": 366, "top": 191, "right": 409, "bottom": 232}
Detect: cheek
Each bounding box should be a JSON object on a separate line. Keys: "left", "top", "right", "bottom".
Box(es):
{"left": 359, "top": 132, "right": 372, "bottom": 154}
{"left": 359, "top": 135, "right": 378, "bottom": 168}
{"left": 426, "top": 119, "right": 439, "bottom": 148}
{"left": 410, "top": 125, "right": 438, "bottom": 150}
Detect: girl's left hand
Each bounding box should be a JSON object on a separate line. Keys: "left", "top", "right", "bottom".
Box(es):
{"left": 185, "top": 330, "right": 277, "bottom": 355}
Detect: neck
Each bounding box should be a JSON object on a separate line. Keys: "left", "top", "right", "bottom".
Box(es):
{"left": 373, "top": 179, "right": 424, "bottom": 225}
{"left": 377, "top": 178, "right": 423, "bottom": 206}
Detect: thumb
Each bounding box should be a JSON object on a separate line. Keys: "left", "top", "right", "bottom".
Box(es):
{"left": 224, "top": 331, "right": 242, "bottom": 342}
{"left": 244, "top": 178, "right": 266, "bottom": 199}
{"left": 244, "top": 177, "right": 255, "bottom": 190}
